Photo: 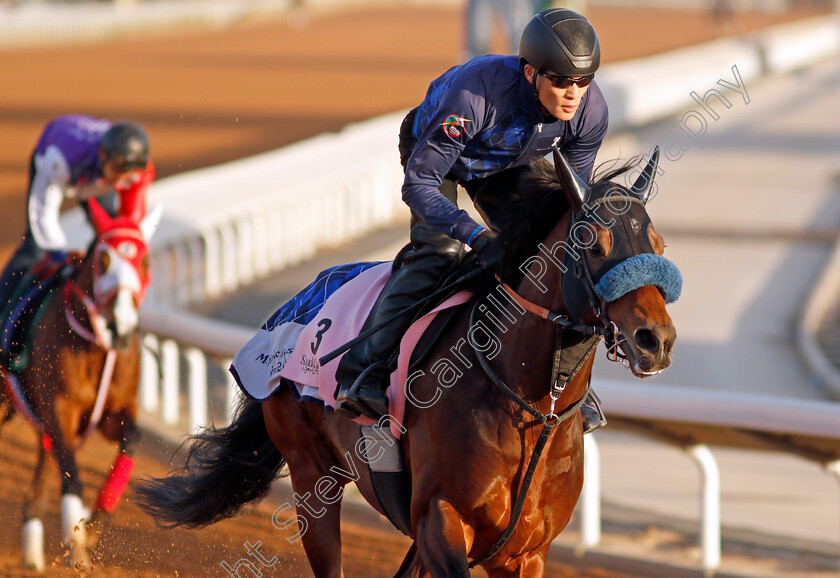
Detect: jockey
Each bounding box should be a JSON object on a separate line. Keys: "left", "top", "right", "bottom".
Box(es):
{"left": 0, "top": 115, "right": 154, "bottom": 326}
{"left": 335, "top": 8, "right": 610, "bottom": 432}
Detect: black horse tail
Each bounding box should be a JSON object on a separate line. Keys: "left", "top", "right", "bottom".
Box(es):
{"left": 134, "top": 396, "right": 286, "bottom": 528}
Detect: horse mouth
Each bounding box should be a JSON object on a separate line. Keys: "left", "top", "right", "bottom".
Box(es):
{"left": 618, "top": 340, "right": 671, "bottom": 378}
{"left": 631, "top": 364, "right": 664, "bottom": 378}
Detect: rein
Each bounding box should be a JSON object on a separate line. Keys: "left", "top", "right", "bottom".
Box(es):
{"left": 63, "top": 278, "right": 118, "bottom": 444}
{"left": 496, "top": 277, "right": 609, "bottom": 337}
{"left": 65, "top": 280, "right": 113, "bottom": 350}
{"left": 466, "top": 294, "right": 596, "bottom": 568}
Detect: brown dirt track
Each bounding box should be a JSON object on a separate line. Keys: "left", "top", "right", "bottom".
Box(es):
{"left": 0, "top": 3, "right": 830, "bottom": 576}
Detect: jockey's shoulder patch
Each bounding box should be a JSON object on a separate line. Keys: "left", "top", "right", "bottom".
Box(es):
{"left": 441, "top": 114, "right": 471, "bottom": 139}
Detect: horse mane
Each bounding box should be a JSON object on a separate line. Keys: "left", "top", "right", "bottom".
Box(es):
{"left": 469, "top": 156, "right": 642, "bottom": 284}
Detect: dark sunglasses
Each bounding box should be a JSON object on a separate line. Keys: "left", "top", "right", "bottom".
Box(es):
{"left": 538, "top": 71, "right": 594, "bottom": 89}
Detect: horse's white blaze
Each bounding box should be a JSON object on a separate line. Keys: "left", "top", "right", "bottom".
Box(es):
{"left": 22, "top": 518, "right": 45, "bottom": 571}
{"left": 60, "top": 494, "right": 86, "bottom": 546}
{"left": 95, "top": 247, "right": 142, "bottom": 303}
{"left": 113, "top": 288, "right": 139, "bottom": 337}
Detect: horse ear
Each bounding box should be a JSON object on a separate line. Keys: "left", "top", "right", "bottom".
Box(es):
{"left": 140, "top": 203, "right": 163, "bottom": 242}
{"left": 552, "top": 146, "right": 589, "bottom": 211}
{"left": 86, "top": 197, "right": 112, "bottom": 235}
{"left": 630, "top": 147, "right": 660, "bottom": 204}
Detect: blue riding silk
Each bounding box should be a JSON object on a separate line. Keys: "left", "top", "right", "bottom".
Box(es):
{"left": 404, "top": 55, "right": 609, "bottom": 246}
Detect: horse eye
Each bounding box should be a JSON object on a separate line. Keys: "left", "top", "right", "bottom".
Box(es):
{"left": 141, "top": 254, "right": 150, "bottom": 278}
{"left": 590, "top": 244, "right": 604, "bottom": 258}
{"left": 99, "top": 250, "right": 111, "bottom": 271}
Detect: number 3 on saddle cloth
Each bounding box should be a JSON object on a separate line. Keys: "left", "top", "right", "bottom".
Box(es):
{"left": 0, "top": 253, "right": 77, "bottom": 374}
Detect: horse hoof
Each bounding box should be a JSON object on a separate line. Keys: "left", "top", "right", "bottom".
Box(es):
{"left": 22, "top": 518, "right": 45, "bottom": 572}
{"left": 67, "top": 541, "right": 91, "bottom": 571}
{"left": 85, "top": 512, "right": 107, "bottom": 548}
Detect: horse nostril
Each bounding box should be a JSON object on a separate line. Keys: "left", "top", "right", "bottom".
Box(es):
{"left": 634, "top": 328, "right": 660, "bottom": 353}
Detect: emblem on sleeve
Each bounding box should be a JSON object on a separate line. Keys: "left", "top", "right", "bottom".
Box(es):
{"left": 441, "top": 114, "right": 471, "bottom": 138}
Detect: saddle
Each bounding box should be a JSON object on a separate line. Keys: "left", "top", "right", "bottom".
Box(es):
{"left": 379, "top": 250, "right": 488, "bottom": 370}
{"left": 0, "top": 256, "right": 73, "bottom": 372}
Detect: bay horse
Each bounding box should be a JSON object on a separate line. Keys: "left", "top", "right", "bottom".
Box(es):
{"left": 0, "top": 198, "right": 160, "bottom": 571}
{"left": 137, "top": 148, "right": 679, "bottom": 577}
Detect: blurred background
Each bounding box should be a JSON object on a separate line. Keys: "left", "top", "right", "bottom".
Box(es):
{"left": 1, "top": 0, "right": 839, "bottom": 576}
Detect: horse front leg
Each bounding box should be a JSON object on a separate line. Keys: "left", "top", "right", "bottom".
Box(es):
{"left": 21, "top": 440, "right": 50, "bottom": 571}
{"left": 87, "top": 412, "right": 138, "bottom": 546}
{"left": 393, "top": 543, "right": 430, "bottom": 578}
{"left": 48, "top": 399, "right": 90, "bottom": 570}
{"left": 414, "top": 496, "right": 472, "bottom": 578}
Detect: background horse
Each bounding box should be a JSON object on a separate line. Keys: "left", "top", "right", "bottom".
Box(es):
{"left": 0, "top": 198, "right": 159, "bottom": 571}
{"left": 137, "top": 149, "right": 679, "bottom": 577}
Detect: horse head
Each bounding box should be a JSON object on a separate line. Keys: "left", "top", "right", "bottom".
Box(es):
{"left": 495, "top": 147, "right": 678, "bottom": 379}
{"left": 81, "top": 198, "right": 160, "bottom": 348}
{"left": 551, "top": 146, "right": 678, "bottom": 376}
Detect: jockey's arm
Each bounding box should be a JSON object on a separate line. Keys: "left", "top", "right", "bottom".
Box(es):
{"left": 402, "top": 88, "right": 487, "bottom": 247}
{"left": 28, "top": 144, "right": 72, "bottom": 251}
{"left": 73, "top": 161, "right": 154, "bottom": 222}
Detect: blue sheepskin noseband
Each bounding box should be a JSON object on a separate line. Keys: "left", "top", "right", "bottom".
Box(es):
{"left": 594, "top": 253, "right": 682, "bottom": 304}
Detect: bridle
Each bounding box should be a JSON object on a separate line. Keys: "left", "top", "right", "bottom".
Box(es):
{"left": 468, "top": 147, "right": 671, "bottom": 567}
{"left": 64, "top": 226, "right": 148, "bottom": 349}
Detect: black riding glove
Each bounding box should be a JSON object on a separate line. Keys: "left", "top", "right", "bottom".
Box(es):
{"left": 471, "top": 230, "right": 503, "bottom": 268}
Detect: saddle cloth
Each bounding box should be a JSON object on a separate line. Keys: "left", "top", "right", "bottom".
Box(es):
{"left": 230, "top": 262, "right": 472, "bottom": 439}
{"left": 1, "top": 257, "right": 68, "bottom": 372}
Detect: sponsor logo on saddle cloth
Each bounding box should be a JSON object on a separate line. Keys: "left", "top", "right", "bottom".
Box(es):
{"left": 230, "top": 262, "right": 472, "bottom": 439}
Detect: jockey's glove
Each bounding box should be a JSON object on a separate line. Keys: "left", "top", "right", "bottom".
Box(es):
{"left": 47, "top": 250, "right": 68, "bottom": 263}
{"left": 471, "top": 230, "right": 503, "bottom": 268}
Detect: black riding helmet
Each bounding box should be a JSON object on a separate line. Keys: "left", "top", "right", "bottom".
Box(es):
{"left": 99, "top": 121, "right": 149, "bottom": 171}
{"left": 519, "top": 9, "right": 600, "bottom": 77}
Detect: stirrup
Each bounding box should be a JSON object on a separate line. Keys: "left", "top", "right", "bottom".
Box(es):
{"left": 334, "top": 363, "right": 390, "bottom": 420}
{"left": 581, "top": 390, "right": 607, "bottom": 435}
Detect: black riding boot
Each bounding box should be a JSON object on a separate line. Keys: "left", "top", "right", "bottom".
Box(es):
{"left": 334, "top": 223, "right": 465, "bottom": 419}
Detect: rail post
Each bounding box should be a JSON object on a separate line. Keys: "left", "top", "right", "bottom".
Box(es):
{"left": 140, "top": 333, "right": 160, "bottom": 413}
{"left": 580, "top": 434, "right": 602, "bottom": 549}
{"left": 689, "top": 444, "right": 721, "bottom": 574}
{"left": 826, "top": 459, "right": 840, "bottom": 573}
{"left": 185, "top": 346, "right": 207, "bottom": 434}
{"left": 225, "top": 359, "right": 239, "bottom": 426}
{"left": 161, "top": 339, "right": 180, "bottom": 426}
